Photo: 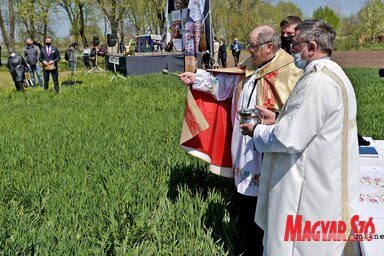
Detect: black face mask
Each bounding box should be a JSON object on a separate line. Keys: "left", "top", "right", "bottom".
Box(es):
{"left": 45, "top": 43, "right": 51, "bottom": 46}
{"left": 281, "top": 35, "right": 294, "bottom": 54}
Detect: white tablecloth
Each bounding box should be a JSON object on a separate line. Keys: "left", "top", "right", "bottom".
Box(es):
{"left": 358, "top": 140, "right": 384, "bottom": 256}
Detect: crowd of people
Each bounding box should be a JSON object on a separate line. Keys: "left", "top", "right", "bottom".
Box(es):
{"left": 7, "top": 37, "right": 61, "bottom": 92}
{"left": 5, "top": 37, "right": 105, "bottom": 93}
{"left": 179, "top": 16, "right": 360, "bottom": 256}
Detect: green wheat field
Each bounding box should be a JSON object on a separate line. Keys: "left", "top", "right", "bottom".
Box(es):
{"left": 0, "top": 66, "right": 383, "bottom": 255}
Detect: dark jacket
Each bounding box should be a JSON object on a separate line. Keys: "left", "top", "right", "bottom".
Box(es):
{"left": 230, "top": 41, "right": 241, "bottom": 55}
{"left": 90, "top": 47, "right": 97, "bottom": 60}
{"left": 219, "top": 43, "right": 227, "bottom": 59}
{"left": 8, "top": 54, "right": 27, "bottom": 82}
{"left": 39, "top": 45, "right": 61, "bottom": 67}
{"left": 24, "top": 44, "right": 39, "bottom": 65}
{"left": 64, "top": 47, "right": 75, "bottom": 62}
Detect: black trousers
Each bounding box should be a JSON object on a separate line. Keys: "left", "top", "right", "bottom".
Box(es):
{"left": 234, "top": 192, "right": 264, "bottom": 256}
{"left": 83, "top": 56, "right": 91, "bottom": 69}
{"left": 43, "top": 69, "right": 59, "bottom": 93}
{"left": 233, "top": 53, "right": 240, "bottom": 67}
{"left": 220, "top": 58, "right": 227, "bottom": 68}
{"left": 14, "top": 81, "right": 24, "bottom": 91}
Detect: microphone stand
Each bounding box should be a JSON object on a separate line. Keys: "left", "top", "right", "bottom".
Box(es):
{"left": 86, "top": 47, "right": 105, "bottom": 74}
{"left": 109, "top": 52, "right": 126, "bottom": 83}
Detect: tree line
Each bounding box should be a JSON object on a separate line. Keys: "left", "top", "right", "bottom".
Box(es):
{"left": 0, "top": 0, "right": 383, "bottom": 51}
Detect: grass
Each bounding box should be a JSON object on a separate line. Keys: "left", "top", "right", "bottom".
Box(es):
{"left": 345, "top": 68, "right": 384, "bottom": 139}
{"left": 0, "top": 69, "right": 235, "bottom": 255}
{"left": 0, "top": 64, "right": 383, "bottom": 255}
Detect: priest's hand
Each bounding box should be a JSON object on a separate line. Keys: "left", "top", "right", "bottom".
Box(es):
{"left": 179, "top": 72, "right": 195, "bottom": 86}
{"left": 255, "top": 105, "right": 276, "bottom": 125}
{"left": 240, "top": 123, "right": 256, "bottom": 137}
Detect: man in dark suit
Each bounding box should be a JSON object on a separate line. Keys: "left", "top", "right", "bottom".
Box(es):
{"left": 39, "top": 36, "right": 61, "bottom": 93}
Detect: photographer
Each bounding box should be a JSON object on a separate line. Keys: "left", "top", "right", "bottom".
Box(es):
{"left": 65, "top": 43, "right": 76, "bottom": 75}
{"left": 90, "top": 44, "right": 97, "bottom": 68}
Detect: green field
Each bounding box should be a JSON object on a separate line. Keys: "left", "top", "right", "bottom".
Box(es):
{"left": 0, "top": 66, "right": 383, "bottom": 255}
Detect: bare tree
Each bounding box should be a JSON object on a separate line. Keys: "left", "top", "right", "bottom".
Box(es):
{"left": 0, "top": 0, "right": 16, "bottom": 51}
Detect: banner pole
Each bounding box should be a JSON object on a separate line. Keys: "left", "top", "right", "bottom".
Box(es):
{"left": 208, "top": 0, "right": 213, "bottom": 56}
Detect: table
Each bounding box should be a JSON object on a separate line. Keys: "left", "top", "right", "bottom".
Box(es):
{"left": 104, "top": 52, "right": 185, "bottom": 76}
{"left": 358, "top": 139, "right": 384, "bottom": 256}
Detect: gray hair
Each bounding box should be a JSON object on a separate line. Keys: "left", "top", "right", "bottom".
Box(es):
{"left": 257, "top": 26, "right": 280, "bottom": 50}
{"left": 295, "top": 20, "right": 336, "bottom": 56}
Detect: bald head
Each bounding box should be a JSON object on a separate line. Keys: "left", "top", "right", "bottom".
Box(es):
{"left": 247, "top": 25, "right": 280, "bottom": 67}
{"left": 249, "top": 25, "right": 280, "bottom": 50}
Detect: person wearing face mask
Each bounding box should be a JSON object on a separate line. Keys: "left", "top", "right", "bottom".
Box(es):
{"left": 7, "top": 49, "right": 28, "bottom": 91}
{"left": 24, "top": 38, "right": 44, "bottom": 87}
{"left": 230, "top": 37, "right": 242, "bottom": 67}
{"left": 39, "top": 36, "right": 61, "bottom": 93}
{"left": 241, "top": 20, "right": 359, "bottom": 256}
{"left": 178, "top": 25, "right": 301, "bottom": 256}
{"left": 280, "top": 16, "right": 302, "bottom": 55}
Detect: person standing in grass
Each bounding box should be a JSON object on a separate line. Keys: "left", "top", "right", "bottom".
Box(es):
{"left": 83, "top": 44, "right": 91, "bottom": 70}
{"left": 7, "top": 49, "right": 28, "bottom": 91}
{"left": 213, "top": 37, "right": 220, "bottom": 68}
{"left": 90, "top": 44, "right": 97, "bottom": 68}
{"left": 179, "top": 25, "right": 302, "bottom": 256}
{"left": 241, "top": 20, "right": 359, "bottom": 256}
{"left": 40, "top": 36, "right": 61, "bottom": 93}
{"left": 24, "top": 38, "right": 44, "bottom": 87}
{"left": 218, "top": 39, "right": 227, "bottom": 68}
{"left": 230, "top": 38, "right": 241, "bottom": 67}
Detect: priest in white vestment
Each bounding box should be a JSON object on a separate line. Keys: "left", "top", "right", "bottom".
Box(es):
{"left": 179, "top": 25, "right": 302, "bottom": 255}
{"left": 241, "top": 20, "right": 359, "bottom": 256}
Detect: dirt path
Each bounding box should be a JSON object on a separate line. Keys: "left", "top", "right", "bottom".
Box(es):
{"left": 226, "top": 51, "right": 384, "bottom": 68}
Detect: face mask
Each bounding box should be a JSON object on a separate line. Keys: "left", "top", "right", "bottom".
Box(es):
{"left": 281, "top": 35, "right": 294, "bottom": 54}
{"left": 45, "top": 43, "right": 51, "bottom": 46}
{"left": 293, "top": 47, "right": 308, "bottom": 70}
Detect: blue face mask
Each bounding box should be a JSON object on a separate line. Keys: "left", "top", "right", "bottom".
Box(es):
{"left": 293, "top": 47, "right": 307, "bottom": 69}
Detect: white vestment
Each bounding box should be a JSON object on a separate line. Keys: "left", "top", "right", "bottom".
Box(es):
{"left": 253, "top": 59, "right": 359, "bottom": 256}
{"left": 192, "top": 69, "right": 263, "bottom": 196}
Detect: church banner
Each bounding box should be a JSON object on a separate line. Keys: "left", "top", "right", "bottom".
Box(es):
{"left": 165, "top": 0, "right": 212, "bottom": 72}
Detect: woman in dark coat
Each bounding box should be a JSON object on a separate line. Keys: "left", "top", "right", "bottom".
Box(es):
{"left": 8, "top": 50, "right": 28, "bottom": 91}
{"left": 218, "top": 40, "right": 227, "bottom": 68}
